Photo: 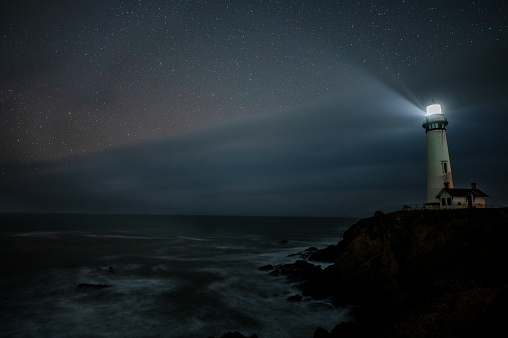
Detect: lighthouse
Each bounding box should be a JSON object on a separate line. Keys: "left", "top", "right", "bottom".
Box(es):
{"left": 422, "top": 101, "right": 454, "bottom": 205}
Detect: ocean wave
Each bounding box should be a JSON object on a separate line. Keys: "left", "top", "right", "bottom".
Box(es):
{"left": 11, "top": 231, "right": 62, "bottom": 238}
{"left": 82, "top": 233, "right": 163, "bottom": 240}
{"left": 177, "top": 236, "right": 212, "bottom": 242}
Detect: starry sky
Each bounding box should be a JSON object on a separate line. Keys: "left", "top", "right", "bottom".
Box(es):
{"left": 1, "top": 0, "right": 507, "bottom": 217}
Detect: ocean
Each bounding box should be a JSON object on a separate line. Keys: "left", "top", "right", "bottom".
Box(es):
{"left": 0, "top": 214, "right": 355, "bottom": 338}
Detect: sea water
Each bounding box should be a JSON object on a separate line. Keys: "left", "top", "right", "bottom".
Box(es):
{"left": 0, "top": 214, "right": 355, "bottom": 338}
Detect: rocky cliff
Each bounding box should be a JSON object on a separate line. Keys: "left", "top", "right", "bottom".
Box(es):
{"left": 270, "top": 208, "right": 508, "bottom": 337}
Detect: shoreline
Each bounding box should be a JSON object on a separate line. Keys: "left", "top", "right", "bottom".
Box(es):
{"left": 262, "top": 208, "right": 508, "bottom": 337}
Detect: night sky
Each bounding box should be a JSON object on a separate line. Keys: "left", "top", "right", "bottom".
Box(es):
{"left": 1, "top": 0, "right": 507, "bottom": 217}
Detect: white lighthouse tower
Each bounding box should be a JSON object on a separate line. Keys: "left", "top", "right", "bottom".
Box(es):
{"left": 422, "top": 101, "right": 454, "bottom": 205}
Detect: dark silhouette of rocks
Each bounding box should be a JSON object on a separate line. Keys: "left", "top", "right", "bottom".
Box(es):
{"left": 258, "top": 264, "right": 274, "bottom": 271}
{"left": 307, "top": 244, "right": 339, "bottom": 262}
{"left": 272, "top": 259, "right": 323, "bottom": 282}
{"left": 268, "top": 269, "right": 280, "bottom": 276}
{"left": 270, "top": 208, "right": 508, "bottom": 337}
{"left": 288, "top": 246, "right": 321, "bottom": 260}
{"left": 287, "top": 294, "right": 303, "bottom": 302}
{"left": 314, "top": 321, "right": 375, "bottom": 338}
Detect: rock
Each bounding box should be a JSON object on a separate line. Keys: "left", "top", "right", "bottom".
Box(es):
{"left": 277, "top": 208, "right": 508, "bottom": 337}
{"left": 276, "top": 259, "right": 323, "bottom": 282}
{"left": 313, "top": 322, "right": 374, "bottom": 338}
{"left": 286, "top": 247, "right": 322, "bottom": 260}
{"left": 258, "top": 264, "right": 274, "bottom": 271}
{"left": 329, "top": 321, "right": 376, "bottom": 337}
{"left": 313, "top": 327, "right": 330, "bottom": 338}
{"left": 287, "top": 294, "right": 303, "bottom": 302}
{"left": 308, "top": 243, "right": 339, "bottom": 262}
{"left": 269, "top": 269, "right": 280, "bottom": 276}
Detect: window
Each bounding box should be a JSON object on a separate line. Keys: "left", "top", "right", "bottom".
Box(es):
{"left": 442, "top": 198, "right": 446, "bottom": 206}
{"left": 447, "top": 198, "right": 452, "bottom": 205}
{"left": 442, "top": 161, "right": 448, "bottom": 173}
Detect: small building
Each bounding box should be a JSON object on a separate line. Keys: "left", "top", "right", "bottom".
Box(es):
{"left": 435, "top": 183, "right": 489, "bottom": 209}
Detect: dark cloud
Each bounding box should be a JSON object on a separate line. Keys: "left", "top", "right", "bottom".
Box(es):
{"left": 0, "top": 81, "right": 449, "bottom": 217}
{"left": 2, "top": 63, "right": 508, "bottom": 216}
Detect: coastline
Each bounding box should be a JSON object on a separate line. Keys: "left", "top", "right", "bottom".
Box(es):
{"left": 2, "top": 210, "right": 507, "bottom": 337}
{"left": 263, "top": 208, "right": 508, "bottom": 337}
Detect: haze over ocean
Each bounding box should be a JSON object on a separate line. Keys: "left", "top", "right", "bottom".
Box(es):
{"left": 0, "top": 213, "right": 355, "bottom": 337}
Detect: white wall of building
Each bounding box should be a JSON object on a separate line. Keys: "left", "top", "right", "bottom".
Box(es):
{"left": 426, "top": 126, "right": 453, "bottom": 203}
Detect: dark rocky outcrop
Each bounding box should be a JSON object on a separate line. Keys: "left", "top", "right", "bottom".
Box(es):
{"left": 287, "top": 294, "right": 303, "bottom": 302}
{"left": 307, "top": 244, "right": 339, "bottom": 262}
{"left": 258, "top": 264, "right": 274, "bottom": 271}
{"left": 272, "top": 208, "right": 508, "bottom": 337}
{"left": 272, "top": 260, "right": 323, "bottom": 282}
{"left": 288, "top": 246, "right": 322, "bottom": 260}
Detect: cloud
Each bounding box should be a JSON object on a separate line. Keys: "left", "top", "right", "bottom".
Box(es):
{"left": 2, "top": 79, "right": 506, "bottom": 217}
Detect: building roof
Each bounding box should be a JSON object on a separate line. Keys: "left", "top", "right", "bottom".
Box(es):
{"left": 436, "top": 188, "right": 489, "bottom": 198}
